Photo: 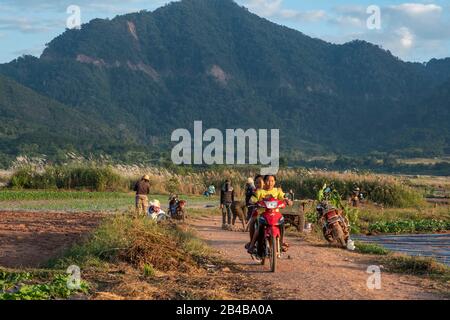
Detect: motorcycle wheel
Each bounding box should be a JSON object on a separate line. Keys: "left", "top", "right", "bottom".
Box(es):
{"left": 323, "top": 227, "right": 333, "bottom": 243}
{"left": 260, "top": 240, "right": 267, "bottom": 266}
{"left": 270, "top": 235, "right": 278, "bottom": 273}
{"left": 332, "top": 223, "right": 346, "bottom": 248}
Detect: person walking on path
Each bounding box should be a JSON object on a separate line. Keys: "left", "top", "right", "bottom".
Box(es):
{"left": 220, "top": 180, "right": 235, "bottom": 230}
{"left": 134, "top": 175, "right": 151, "bottom": 217}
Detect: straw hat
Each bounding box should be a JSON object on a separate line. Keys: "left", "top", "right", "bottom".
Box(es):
{"left": 247, "top": 177, "right": 254, "bottom": 184}
{"left": 143, "top": 175, "right": 150, "bottom": 181}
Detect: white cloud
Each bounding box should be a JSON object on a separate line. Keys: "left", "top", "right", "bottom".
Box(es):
{"left": 390, "top": 3, "right": 442, "bottom": 16}
{"left": 397, "top": 27, "right": 415, "bottom": 49}
{"left": 0, "top": 17, "right": 61, "bottom": 33}
{"left": 244, "top": 0, "right": 282, "bottom": 17}
{"left": 243, "top": 0, "right": 327, "bottom": 23}
{"left": 321, "top": 2, "right": 450, "bottom": 61}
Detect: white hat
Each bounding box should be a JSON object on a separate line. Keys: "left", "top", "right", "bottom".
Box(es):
{"left": 247, "top": 177, "right": 254, "bottom": 184}
{"left": 151, "top": 199, "right": 161, "bottom": 208}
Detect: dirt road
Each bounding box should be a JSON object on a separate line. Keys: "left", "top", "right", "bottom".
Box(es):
{"left": 0, "top": 211, "right": 103, "bottom": 268}
{"left": 190, "top": 216, "right": 445, "bottom": 300}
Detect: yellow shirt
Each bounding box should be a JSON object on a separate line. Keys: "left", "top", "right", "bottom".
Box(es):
{"left": 250, "top": 188, "right": 285, "bottom": 204}
{"left": 250, "top": 188, "right": 286, "bottom": 216}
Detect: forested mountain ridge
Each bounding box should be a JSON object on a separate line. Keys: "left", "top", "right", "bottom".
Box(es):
{"left": 0, "top": 0, "right": 449, "bottom": 166}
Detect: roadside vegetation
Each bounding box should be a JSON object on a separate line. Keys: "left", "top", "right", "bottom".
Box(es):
{"left": 0, "top": 269, "right": 89, "bottom": 300}
{"left": 0, "top": 208, "right": 265, "bottom": 300}
{"left": 381, "top": 255, "right": 450, "bottom": 285}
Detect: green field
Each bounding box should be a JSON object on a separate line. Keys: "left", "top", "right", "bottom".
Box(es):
{"left": 0, "top": 190, "right": 216, "bottom": 212}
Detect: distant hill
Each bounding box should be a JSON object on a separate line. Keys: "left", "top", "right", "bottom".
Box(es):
{"left": 0, "top": 0, "right": 449, "bottom": 165}
{"left": 0, "top": 75, "right": 152, "bottom": 166}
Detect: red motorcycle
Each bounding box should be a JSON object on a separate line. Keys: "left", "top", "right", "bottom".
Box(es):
{"left": 316, "top": 201, "right": 350, "bottom": 248}
{"left": 256, "top": 197, "right": 286, "bottom": 272}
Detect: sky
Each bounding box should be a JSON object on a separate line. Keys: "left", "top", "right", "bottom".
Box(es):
{"left": 0, "top": 0, "right": 449, "bottom": 63}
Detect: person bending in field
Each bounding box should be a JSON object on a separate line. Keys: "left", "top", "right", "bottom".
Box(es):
{"left": 247, "top": 175, "right": 293, "bottom": 257}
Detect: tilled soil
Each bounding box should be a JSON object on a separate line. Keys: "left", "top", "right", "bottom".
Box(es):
{"left": 190, "top": 216, "right": 447, "bottom": 300}
{"left": 0, "top": 211, "right": 104, "bottom": 268}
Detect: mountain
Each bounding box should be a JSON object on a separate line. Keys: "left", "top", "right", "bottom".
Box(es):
{"left": 0, "top": 0, "right": 449, "bottom": 165}
{"left": 0, "top": 74, "right": 157, "bottom": 166}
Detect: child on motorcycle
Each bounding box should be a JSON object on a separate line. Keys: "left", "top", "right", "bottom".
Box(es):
{"left": 247, "top": 175, "right": 293, "bottom": 256}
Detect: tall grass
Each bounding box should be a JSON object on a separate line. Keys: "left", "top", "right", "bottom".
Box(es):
{"left": 5, "top": 165, "right": 425, "bottom": 207}
{"left": 9, "top": 166, "right": 129, "bottom": 192}
{"left": 278, "top": 169, "right": 424, "bottom": 208}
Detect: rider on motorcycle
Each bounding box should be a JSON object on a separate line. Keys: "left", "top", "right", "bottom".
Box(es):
{"left": 247, "top": 175, "right": 293, "bottom": 256}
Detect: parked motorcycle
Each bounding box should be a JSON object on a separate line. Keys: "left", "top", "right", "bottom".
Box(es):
{"left": 316, "top": 201, "right": 350, "bottom": 248}
{"left": 255, "top": 197, "right": 286, "bottom": 272}
{"left": 168, "top": 195, "right": 187, "bottom": 222}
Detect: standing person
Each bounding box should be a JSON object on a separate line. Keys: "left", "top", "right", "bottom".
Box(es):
{"left": 134, "top": 175, "right": 150, "bottom": 217}
{"left": 244, "top": 178, "right": 256, "bottom": 209}
{"left": 220, "top": 179, "right": 235, "bottom": 230}
{"left": 286, "top": 189, "right": 295, "bottom": 202}
{"left": 349, "top": 187, "right": 361, "bottom": 207}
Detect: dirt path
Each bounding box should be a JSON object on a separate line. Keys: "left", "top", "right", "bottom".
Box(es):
{"left": 0, "top": 211, "right": 104, "bottom": 268}
{"left": 190, "top": 216, "right": 445, "bottom": 300}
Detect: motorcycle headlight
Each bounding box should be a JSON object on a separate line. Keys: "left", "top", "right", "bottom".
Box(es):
{"left": 265, "top": 201, "right": 278, "bottom": 209}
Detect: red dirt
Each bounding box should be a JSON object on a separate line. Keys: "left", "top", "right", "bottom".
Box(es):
{"left": 190, "top": 216, "right": 447, "bottom": 300}
{"left": 0, "top": 211, "right": 104, "bottom": 268}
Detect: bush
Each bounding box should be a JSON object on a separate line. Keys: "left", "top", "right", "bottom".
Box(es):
{"left": 279, "top": 172, "right": 424, "bottom": 208}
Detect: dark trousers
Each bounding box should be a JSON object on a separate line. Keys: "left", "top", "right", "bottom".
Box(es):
{"left": 222, "top": 203, "right": 232, "bottom": 225}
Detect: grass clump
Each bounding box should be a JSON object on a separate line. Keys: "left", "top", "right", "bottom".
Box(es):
{"left": 355, "top": 242, "right": 389, "bottom": 255}
{"left": 143, "top": 264, "right": 156, "bottom": 278}
{"left": 382, "top": 255, "right": 450, "bottom": 281}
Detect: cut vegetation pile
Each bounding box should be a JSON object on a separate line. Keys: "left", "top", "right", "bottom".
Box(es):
{"left": 54, "top": 215, "right": 199, "bottom": 273}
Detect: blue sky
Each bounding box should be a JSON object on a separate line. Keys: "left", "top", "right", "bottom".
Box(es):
{"left": 0, "top": 0, "right": 449, "bottom": 63}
